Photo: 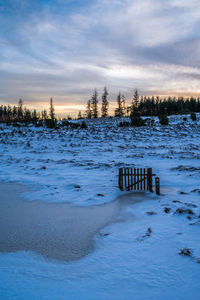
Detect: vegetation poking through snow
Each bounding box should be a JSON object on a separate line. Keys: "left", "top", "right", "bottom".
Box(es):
{"left": 159, "top": 114, "right": 169, "bottom": 125}
{"left": 179, "top": 248, "right": 192, "bottom": 257}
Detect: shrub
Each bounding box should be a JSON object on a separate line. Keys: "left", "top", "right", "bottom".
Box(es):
{"left": 119, "top": 121, "right": 130, "bottom": 127}
{"left": 159, "top": 114, "right": 169, "bottom": 125}
{"left": 130, "top": 107, "right": 145, "bottom": 127}
{"left": 191, "top": 112, "right": 196, "bottom": 121}
{"left": 179, "top": 248, "right": 192, "bottom": 257}
{"left": 45, "top": 119, "right": 57, "bottom": 128}
{"left": 62, "top": 120, "right": 70, "bottom": 127}
{"left": 80, "top": 121, "right": 87, "bottom": 129}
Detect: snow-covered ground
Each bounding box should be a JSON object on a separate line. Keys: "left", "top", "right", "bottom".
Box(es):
{"left": 0, "top": 115, "right": 200, "bottom": 300}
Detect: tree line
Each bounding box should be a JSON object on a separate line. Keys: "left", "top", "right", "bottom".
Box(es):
{"left": 0, "top": 98, "right": 55, "bottom": 125}
{"left": 84, "top": 88, "right": 200, "bottom": 118}
{"left": 1, "top": 89, "right": 200, "bottom": 125}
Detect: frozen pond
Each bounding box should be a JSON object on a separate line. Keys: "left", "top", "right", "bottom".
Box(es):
{"left": 0, "top": 182, "right": 148, "bottom": 262}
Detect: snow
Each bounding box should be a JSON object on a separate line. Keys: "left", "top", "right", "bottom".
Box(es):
{"left": 0, "top": 115, "right": 200, "bottom": 299}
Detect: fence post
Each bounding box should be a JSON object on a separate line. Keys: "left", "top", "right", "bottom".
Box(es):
{"left": 147, "top": 168, "right": 153, "bottom": 192}
{"left": 155, "top": 177, "right": 160, "bottom": 195}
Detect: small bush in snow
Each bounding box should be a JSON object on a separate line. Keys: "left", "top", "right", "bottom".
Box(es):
{"left": 119, "top": 121, "right": 130, "bottom": 127}
{"left": 80, "top": 121, "right": 87, "bottom": 129}
{"left": 159, "top": 114, "right": 169, "bottom": 125}
{"left": 164, "top": 207, "right": 171, "bottom": 213}
{"left": 179, "top": 248, "right": 192, "bottom": 257}
{"left": 175, "top": 207, "right": 194, "bottom": 215}
{"left": 130, "top": 107, "right": 145, "bottom": 127}
{"left": 146, "top": 227, "right": 152, "bottom": 236}
{"left": 45, "top": 119, "right": 57, "bottom": 128}
{"left": 191, "top": 112, "right": 196, "bottom": 121}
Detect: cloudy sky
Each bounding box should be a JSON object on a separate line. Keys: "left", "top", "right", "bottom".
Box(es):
{"left": 1, "top": 0, "right": 200, "bottom": 116}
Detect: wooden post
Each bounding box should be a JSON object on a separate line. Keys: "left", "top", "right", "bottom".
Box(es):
{"left": 155, "top": 177, "right": 160, "bottom": 195}
{"left": 147, "top": 168, "right": 153, "bottom": 192}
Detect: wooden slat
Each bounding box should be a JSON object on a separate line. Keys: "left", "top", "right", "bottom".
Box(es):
{"left": 124, "top": 167, "right": 126, "bottom": 189}
{"left": 127, "top": 168, "right": 130, "bottom": 190}
{"left": 131, "top": 168, "right": 133, "bottom": 190}
{"left": 118, "top": 168, "right": 120, "bottom": 189}
{"left": 140, "top": 168, "right": 142, "bottom": 190}
{"left": 134, "top": 168, "right": 136, "bottom": 190}
{"left": 122, "top": 168, "right": 124, "bottom": 190}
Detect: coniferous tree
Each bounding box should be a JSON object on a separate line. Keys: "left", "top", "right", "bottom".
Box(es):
{"left": 78, "top": 111, "right": 82, "bottom": 119}
{"left": 32, "top": 109, "right": 38, "bottom": 124}
{"left": 18, "top": 99, "right": 23, "bottom": 121}
{"left": 91, "top": 90, "right": 98, "bottom": 118}
{"left": 121, "top": 95, "right": 126, "bottom": 116}
{"left": 115, "top": 92, "right": 124, "bottom": 117}
{"left": 13, "top": 106, "right": 17, "bottom": 120}
{"left": 42, "top": 110, "right": 47, "bottom": 120}
{"left": 24, "top": 108, "right": 32, "bottom": 123}
{"left": 86, "top": 100, "right": 92, "bottom": 119}
{"left": 101, "top": 87, "right": 109, "bottom": 117}
{"left": 132, "top": 89, "right": 139, "bottom": 108}
{"left": 130, "top": 89, "right": 145, "bottom": 126}
{"left": 49, "top": 97, "right": 55, "bottom": 120}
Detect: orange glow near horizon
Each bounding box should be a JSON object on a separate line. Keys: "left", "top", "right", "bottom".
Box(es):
{"left": 1, "top": 92, "right": 200, "bottom": 118}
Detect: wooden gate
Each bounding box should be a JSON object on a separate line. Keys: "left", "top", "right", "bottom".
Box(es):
{"left": 118, "top": 167, "right": 160, "bottom": 195}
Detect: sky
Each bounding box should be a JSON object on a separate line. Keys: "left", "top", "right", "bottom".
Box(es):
{"left": 1, "top": 0, "right": 200, "bottom": 116}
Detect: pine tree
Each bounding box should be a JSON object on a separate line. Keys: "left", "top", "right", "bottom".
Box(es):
{"left": 130, "top": 89, "right": 145, "bottom": 126}
{"left": 132, "top": 89, "right": 139, "bottom": 108}
{"left": 91, "top": 90, "right": 98, "bottom": 118}
{"left": 18, "top": 98, "right": 23, "bottom": 121}
{"left": 49, "top": 97, "right": 55, "bottom": 120}
{"left": 86, "top": 100, "right": 92, "bottom": 119}
{"left": 101, "top": 87, "right": 109, "bottom": 117}
{"left": 115, "top": 92, "right": 123, "bottom": 117}
{"left": 32, "top": 109, "right": 38, "bottom": 124}
{"left": 78, "top": 111, "right": 82, "bottom": 119}
{"left": 42, "top": 110, "right": 47, "bottom": 120}
{"left": 12, "top": 106, "right": 17, "bottom": 120}
{"left": 121, "top": 95, "right": 126, "bottom": 116}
